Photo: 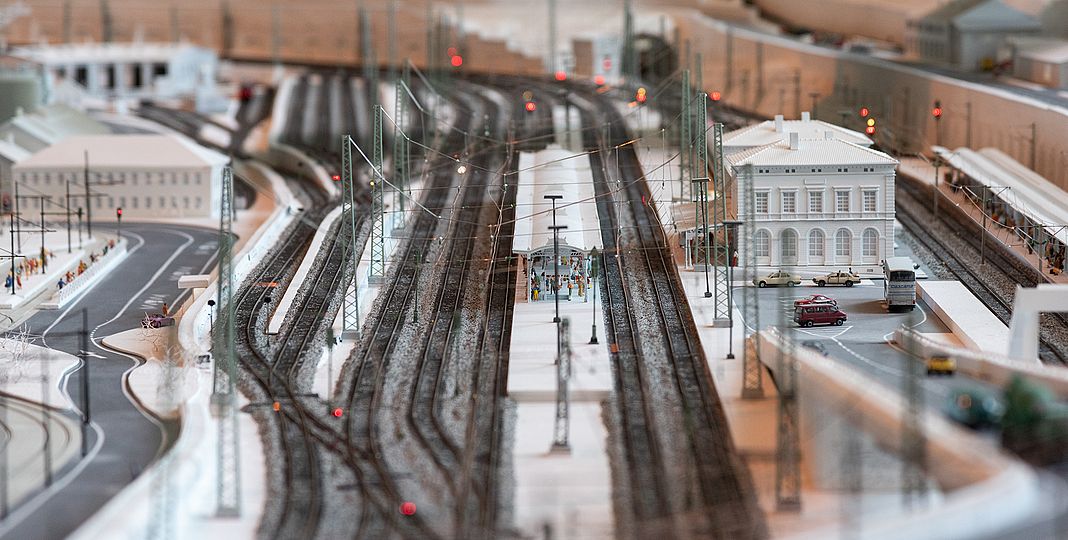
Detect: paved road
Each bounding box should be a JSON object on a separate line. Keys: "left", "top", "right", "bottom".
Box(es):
{"left": 0, "top": 223, "right": 218, "bottom": 539}
{"left": 739, "top": 282, "right": 999, "bottom": 411}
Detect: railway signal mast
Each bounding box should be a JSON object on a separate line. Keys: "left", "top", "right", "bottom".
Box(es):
{"left": 211, "top": 166, "right": 241, "bottom": 517}
{"left": 341, "top": 134, "right": 361, "bottom": 338}
{"left": 740, "top": 164, "right": 764, "bottom": 400}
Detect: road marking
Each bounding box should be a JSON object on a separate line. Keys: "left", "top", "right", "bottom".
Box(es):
{"left": 796, "top": 325, "right": 853, "bottom": 339}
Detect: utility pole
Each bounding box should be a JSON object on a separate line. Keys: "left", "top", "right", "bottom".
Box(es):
{"left": 692, "top": 92, "right": 712, "bottom": 300}
{"left": 99, "top": 0, "right": 112, "bottom": 43}
{"left": 794, "top": 69, "right": 802, "bottom": 119}
{"left": 369, "top": 105, "right": 386, "bottom": 283}
{"left": 546, "top": 194, "right": 564, "bottom": 325}
{"left": 965, "top": 101, "right": 973, "bottom": 148}
{"left": 755, "top": 42, "right": 765, "bottom": 106}
{"left": 1030, "top": 122, "right": 1037, "bottom": 170}
{"left": 741, "top": 164, "right": 764, "bottom": 399}
{"left": 679, "top": 70, "right": 691, "bottom": 201}
{"left": 725, "top": 26, "right": 734, "bottom": 91}
{"left": 588, "top": 248, "right": 599, "bottom": 345}
{"left": 393, "top": 65, "right": 410, "bottom": 220}
{"left": 902, "top": 309, "right": 927, "bottom": 508}
{"left": 220, "top": 0, "right": 233, "bottom": 58}
{"left": 710, "top": 120, "right": 731, "bottom": 326}
{"left": 809, "top": 92, "right": 821, "bottom": 119}
{"left": 210, "top": 166, "right": 241, "bottom": 518}
{"left": 83, "top": 151, "right": 93, "bottom": 239}
{"left": 547, "top": 0, "right": 557, "bottom": 74}
{"left": 550, "top": 317, "right": 571, "bottom": 453}
{"left": 341, "top": 135, "right": 361, "bottom": 337}
{"left": 775, "top": 272, "right": 801, "bottom": 512}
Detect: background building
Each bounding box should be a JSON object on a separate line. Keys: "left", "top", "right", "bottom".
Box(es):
{"left": 13, "top": 134, "right": 228, "bottom": 220}
{"left": 906, "top": 0, "right": 1041, "bottom": 70}
{"left": 1007, "top": 36, "right": 1068, "bottom": 88}
{"left": 729, "top": 131, "right": 899, "bottom": 274}
{"left": 9, "top": 42, "right": 218, "bottom": 102}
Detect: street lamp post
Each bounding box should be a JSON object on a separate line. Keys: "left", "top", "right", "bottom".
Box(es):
{"left": 588, "top": 247, "right": 599, "bottom": 345}
{"left": 545, "top": 194, "right": 564, "bottom": 324}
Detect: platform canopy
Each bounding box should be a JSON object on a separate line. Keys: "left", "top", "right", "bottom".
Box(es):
{"left": 512, "top": 145, "right": 602, "bottom": 256}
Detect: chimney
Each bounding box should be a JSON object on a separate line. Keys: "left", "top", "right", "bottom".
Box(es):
{"left": 774, "top": 114, "right": 784, "bottom": 133}
{"left": 824, "top": 130, "right": 835, "bottom": 140}
{"left": 789, "top": 132, "right": 800, "bottom": 150}
{"left": 801, "top": 111, "right": 811, "bottom": 122}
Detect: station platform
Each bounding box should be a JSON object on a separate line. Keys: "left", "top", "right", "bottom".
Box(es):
{"left": 916, "top": 280, "right": 1010, "bottom": 358}
{"left": 506, "top": 280, "right": 614, "bottom": 538}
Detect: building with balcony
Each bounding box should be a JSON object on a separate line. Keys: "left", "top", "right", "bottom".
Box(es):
{"left": 12, "top": 134, "right": 228, "bottom": 220}
{"left": 728, "top": 130, "right": 899, "bottom": 275}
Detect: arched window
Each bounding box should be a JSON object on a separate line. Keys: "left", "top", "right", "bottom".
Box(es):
{"left": 809, "top": 229, "right": 825, "bottom": 258}
{"left": 862, "top": 228, "right": 880, "bottom": 257}
{"left": 836, "top": 229, "right": 852, "bottom": 258}
{"left": 781, "top": 229, "right": 798, "bottom": 264}
{"left": 754, "top": 230, "right": 770, "bottom": 258}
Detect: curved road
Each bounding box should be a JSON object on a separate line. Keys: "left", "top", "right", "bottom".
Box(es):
{"left": 0, "top": 223, "right": 218, "bottom": 539}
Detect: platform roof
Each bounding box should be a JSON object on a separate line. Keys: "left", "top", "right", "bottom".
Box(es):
{"left": 512, "top": 145, "right": 602, "bottom": 256}
{"left": 934, "top": 145, "right": 1068, "bottom": 245}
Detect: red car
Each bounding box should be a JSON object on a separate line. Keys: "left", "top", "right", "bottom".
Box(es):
{"left": 142, "top": 313, "right": 175, "bottom": 328}
{"left": 793, "top": 294, "right": 838, "bottom": 308}
{"left": 794, "top": 304, "right": 847, "bottom": 327}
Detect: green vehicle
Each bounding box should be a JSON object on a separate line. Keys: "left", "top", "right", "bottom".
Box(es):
{"left": 945, "top": 388, "right": 1004, "bottom": 430}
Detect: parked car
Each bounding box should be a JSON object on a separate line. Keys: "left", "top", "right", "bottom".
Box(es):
{"left": 793, "top": 294, "right": 838, "bottom": 308}
{"left": 926, "top": 355, "right": 956, "bottom": 376}
{"left": 793, "top": 304, "right": 847, "bottom": 327}
{"left": 142, "top": 313, "right": 175, "bottom": 328}
{"left": 945, "top": 389, "right": 1005, "bottom": 430}
{"left": 754, "top": 270, "right": 802, "bottom": 288}
{"left": 813, "top": 270, "right": 862, "bottom": 287}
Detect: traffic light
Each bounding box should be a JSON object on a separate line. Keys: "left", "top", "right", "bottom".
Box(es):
{"left": 635, "top": 87, "right": 647, "bottom": 104}
{"left": 450, "top": 55, "right": 463, "bottom": 67}
{"left": 710, "top": 91, "right": 722, "bottom": 102}
{"left": 859, "top": 106, "right": 870, "bottom": 118}
{"left": 932, "top": 100, "right": 943, "bottom": 119}
{"left": 116, "top": 207, "right": 122, "bottom": 218}
{"left": 332, "top": 407, "right": 343, "bottom": 418}
{"left": 865, "top": 117, "right": 876, "bottom": 136}
{"left": 331, "top": 174, "right": 341, "bottom": 181}
{"left": 554, "top": 70, "right": 567, "bottom": 81}
{"left": 525, "top": 101, "right": 537, "bottom": 112}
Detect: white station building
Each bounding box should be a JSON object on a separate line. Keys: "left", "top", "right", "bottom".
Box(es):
{"left": 9, "top": 42, "right": 218, "bottom": 100}
{"left": 13, "top": 134, "right": 228, "bottom": 220}
{"left": 729, "top": 130, "right": 899, "bottom": 275}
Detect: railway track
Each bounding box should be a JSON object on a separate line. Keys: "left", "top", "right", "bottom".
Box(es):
{"left": 572, "top": 84, "right": 767, "bottom": 538}
{"left": 896, "top": 176, "right": 1068, "bottom": 365}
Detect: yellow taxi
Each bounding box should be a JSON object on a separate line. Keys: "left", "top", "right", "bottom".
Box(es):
{"left": 926, "top": 355, "right": 956, "bottom": 376}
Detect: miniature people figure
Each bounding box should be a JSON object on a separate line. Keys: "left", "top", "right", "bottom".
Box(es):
{"left": 567, "top": 279, "right": 573, "bottom": 300}
{"left": 533, "top": 286, "right": 539, "bottom": 301}
{"left": 57, "top": 279, "right": 65, "bottom": 290}
{"left": 162, "top": 303, "right": 170, "bottom": 316}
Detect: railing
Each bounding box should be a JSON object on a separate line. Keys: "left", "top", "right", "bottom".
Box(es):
{"left": 46, "top": 239, "right": 128, "bottom": 309}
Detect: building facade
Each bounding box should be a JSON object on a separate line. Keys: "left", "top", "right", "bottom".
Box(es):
{"left": 13, "top": 134, "right": 228, "bottom": 220}
{"left": 729, "top": 131, "right": 899, "bottom": 275}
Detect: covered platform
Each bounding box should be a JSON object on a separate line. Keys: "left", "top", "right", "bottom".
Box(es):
{"left": 933, "top": 146, "right": 1068, "bottom": 277}
{"left": 512, "top": 145, "right": 602, "bottom": 302}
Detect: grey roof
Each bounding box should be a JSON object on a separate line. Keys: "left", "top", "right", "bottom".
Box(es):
{"left": 1008, "top": 37, "right": 1068, "bottom": 65}
{"left": 17, "top": 134, "right": 229, "bottom": 170}
{"left": 724, "top": 118, "right": 871, "bottom": 149}
{"left": 921, "top": 0, "right": 1040, "bottom": 31}
{"left": 726, "top": 137, "right": 898, "bottom": 169}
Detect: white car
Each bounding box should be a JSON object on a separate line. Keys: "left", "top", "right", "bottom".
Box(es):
{"left": 754, "top": 271, "right": 802, "bottom": 288}
{"left": 813, "top": 271, "right": 862, "bottom": 287}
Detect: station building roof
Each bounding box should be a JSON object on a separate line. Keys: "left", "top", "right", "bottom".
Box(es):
{"left": 1008, "top": 36, "right": 1068, "bottom": 65}
{"left": 726, "top": 132, "right": 898, "bottom": 170}
{"left": 512, "top": 145, "right": 602, "bottom": 256}
{"left": 0, "top": 104, "right": 109, "bottom": 152}
{"left": 723, "top": 112, "right": 871, "bottom": 152}
{"left": 16, "top": 134, "right": 229, "bottom": 170}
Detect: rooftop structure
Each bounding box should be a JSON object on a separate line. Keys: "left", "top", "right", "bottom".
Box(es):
{"left": 722, "top": 112, "right": 871, "bottom": 155}
{"left": 1007, "top": 36, "right": 1068, "bottom": 89}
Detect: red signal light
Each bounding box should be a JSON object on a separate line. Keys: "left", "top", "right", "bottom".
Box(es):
{"left": 400, "top": 502, "right": 417, "bottom": 515}
{"left": 594, "top": 75, "right": 605, "bottom": 86}
{"left": 554, "top": 70, "right": 567, "bottom": 81}
{"left": 332, "top": 407, "right": 343, "bottom": 418}
{"left": 116, "top": 207, "right": 123, "bottom": 218}
{"left": 331, "top": 174, "right": 341, "bottom": 181}
{"left": 525, "top": 101, "right": 537, "bottom": 112}
{"left": 859, "top": 107, "right": 870, "bottom": 118}
{"left": 932, "top": 100, "right": 943, "bottom": 119}
{"left": 711, "top": 91, "right": 722, "bottom": 101}
{"left": 272, "top": 401, "right": 281, "bottom": 412}
{"left": 450, "top": 55, "right": 463, "bottom": 67}
{"left": 636, "top": 93, "right": 647, "bottom": 104}
{"left": 865, "top": 126, "right": 876, "bottom": 135}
